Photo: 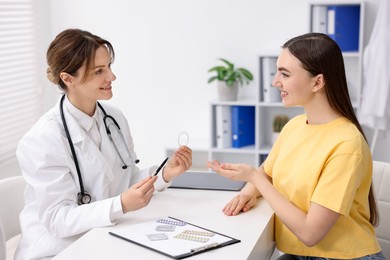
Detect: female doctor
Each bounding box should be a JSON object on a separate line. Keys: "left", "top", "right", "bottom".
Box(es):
{"left": 15, "top": 28, "right": 192, "bottom": 260}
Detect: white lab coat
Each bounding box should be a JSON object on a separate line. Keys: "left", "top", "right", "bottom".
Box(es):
{"left": 15, "top": 97, "right": 169, "bottom": 260}
{"left": 359, "top": 0, "right": 390, "bottom": 131}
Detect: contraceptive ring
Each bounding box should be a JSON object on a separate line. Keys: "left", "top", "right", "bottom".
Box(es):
{"left": 178, "top": 131, "right": 189, "bottom": 146}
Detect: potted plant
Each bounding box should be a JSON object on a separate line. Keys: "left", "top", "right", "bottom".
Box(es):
{"left": 272, "top": 115, "right": 289, "bottom": 143}
{"left": 208, "top": 58, "right": 253, "bottom": 101}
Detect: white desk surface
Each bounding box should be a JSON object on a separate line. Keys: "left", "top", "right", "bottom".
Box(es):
{"left": 53, "top": 188, "right": 274, "bottom": 260}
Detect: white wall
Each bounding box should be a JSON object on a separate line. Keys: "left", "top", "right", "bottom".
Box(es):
{"left": 39, "top": 0, "right": 387, "bottom": 170}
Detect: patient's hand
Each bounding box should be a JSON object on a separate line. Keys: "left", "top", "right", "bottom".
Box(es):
{"left": 222, "top": 192, "right": 258, "bottom": 216}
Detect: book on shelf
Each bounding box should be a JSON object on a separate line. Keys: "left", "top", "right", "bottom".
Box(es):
{"left": 215, "top": 105, "right": 232, "bottom": 148}
{"left": 261, "top": 57, "right": 280, "bottom": 102}
{"left": 326, "top": 5, "right": 360, "bottom": 52}
{"left": 231, "top": 106, "right": 255, "bottom": 148}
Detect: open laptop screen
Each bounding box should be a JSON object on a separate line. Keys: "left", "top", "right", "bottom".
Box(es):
{"left": 169, "top": 171, "right": 245, "bottom": 191}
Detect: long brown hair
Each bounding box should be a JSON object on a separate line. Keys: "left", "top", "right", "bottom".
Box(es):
{"left": 46, "top": 28, "right": 115, "bottom": 91}
{"left": 282, "top": 33, "right": 378, "bottom": 227}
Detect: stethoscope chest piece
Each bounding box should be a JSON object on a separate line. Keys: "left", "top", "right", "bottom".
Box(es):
{"left": 77, "top": 192, "right": 91, "bottom": 205}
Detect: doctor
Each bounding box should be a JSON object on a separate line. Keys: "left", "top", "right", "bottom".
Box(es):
{"left": 15, "top": 28, "right": 192, "bottom": 260}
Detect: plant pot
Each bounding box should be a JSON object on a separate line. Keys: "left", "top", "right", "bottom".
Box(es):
{"left": 217, "top": 81, "right": 238, "bottom": 101}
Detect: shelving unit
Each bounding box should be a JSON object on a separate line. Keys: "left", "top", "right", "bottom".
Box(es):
{"left": 208, "top": 0, "right": 365, "bottom": 168}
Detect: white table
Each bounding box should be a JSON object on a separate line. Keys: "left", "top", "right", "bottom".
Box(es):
{"left": 53, "top": 188, "right": 275, "bottom": 260}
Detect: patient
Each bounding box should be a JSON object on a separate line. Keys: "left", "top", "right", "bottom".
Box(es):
{"left": 208, "top": 33, "right": 385, "bottom": 260}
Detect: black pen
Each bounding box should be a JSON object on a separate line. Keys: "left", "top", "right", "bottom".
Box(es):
{"left": 153, "top": 157, "right": 169, "bottom": 176}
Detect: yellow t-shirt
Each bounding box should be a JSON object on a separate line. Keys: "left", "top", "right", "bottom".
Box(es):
{"left": 264, "top": 114, "right": 381, "bottom": 259}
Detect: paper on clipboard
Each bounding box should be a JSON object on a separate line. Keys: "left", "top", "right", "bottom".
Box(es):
{"left": 109, "top": 216, "right": 240, "bottom": 259}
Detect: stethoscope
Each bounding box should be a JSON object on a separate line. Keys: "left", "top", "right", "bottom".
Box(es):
{"left": 59, "top": 94, "right": 139, "bottom": 205}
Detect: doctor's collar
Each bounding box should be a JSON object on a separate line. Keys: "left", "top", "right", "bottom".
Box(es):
{"left": 63, "top": 95, "right": 100, "bottom": 132}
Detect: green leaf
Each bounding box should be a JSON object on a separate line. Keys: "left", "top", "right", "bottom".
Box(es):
{"left": 219, "top": 58, "right": 233, "bottom": 70}
{"left": 208, "top": 66, "right": 226, "bottom": 73}
{"left": 208, "top": 76, "right": 219, "bottom": 83}
{"left": 237, "top": 68, "right": 254, "bottom": 80}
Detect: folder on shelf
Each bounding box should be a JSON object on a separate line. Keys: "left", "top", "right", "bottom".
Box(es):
{"left": 109, "top": 216, "right": 240, "bottom": 259}
{"left": 215, "top": 106, "right": 232, "bottom": 148}
{"left": 327, "top": 5, "right": 360, "bottom": 52}
{"left": 311, "top": 5, "right": 327, "bottom": 33}
{"left": 261, "top": 57, "right": 280, "bottom": 102}
{"left": 231, "top": 106, "right": 255, "bottom": 148}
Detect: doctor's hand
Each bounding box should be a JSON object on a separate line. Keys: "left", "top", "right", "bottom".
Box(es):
{"left": 162, "top": 146, "right": 192, "bottom": 182}
{"left": 121, "top": 176, "right": 157, "bottom": 213}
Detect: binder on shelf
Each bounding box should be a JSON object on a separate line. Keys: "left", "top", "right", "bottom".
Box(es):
{"left": 215, "top": 106, "right": 232, "bottom": 148}
{"left": 311, "top": 5, "right": 327, "bottom": 33}
{"left": 327, "top": 5, "right": 360, "bottom": 52}
{"left": 261, "top": 57, "right": 280, "bottom": 102}
{"left": 231, "top": 106, "right": 255, "bottom": 148}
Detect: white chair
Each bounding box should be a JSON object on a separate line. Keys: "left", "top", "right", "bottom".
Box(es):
{"left": 269, "top": 246, "right": 281, "bottom": 260}
{"left": 0, "top": 176, "right": 26, "bottom": 260}
{"left": 372, "top": 161, "right": 390, "bottom": 259}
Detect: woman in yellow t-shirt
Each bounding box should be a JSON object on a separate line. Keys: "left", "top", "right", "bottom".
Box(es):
{"left": 207, "top": 33, "right": 385, "bottom": 260}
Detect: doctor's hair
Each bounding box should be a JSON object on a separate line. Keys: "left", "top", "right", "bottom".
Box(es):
{"left": 282, "top": 32, "right": 379, "bottom": 227}
{"left": 46, "top": 28, "right": 115, "bottom": 91}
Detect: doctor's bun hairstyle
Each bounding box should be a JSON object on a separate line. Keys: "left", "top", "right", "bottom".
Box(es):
{"left": 46, "top": 28, "right": 115, "bottom": 91}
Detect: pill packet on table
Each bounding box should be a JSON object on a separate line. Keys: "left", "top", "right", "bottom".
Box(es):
{"left": 156, "top": 225, "right": 176, "bottom": 232}
{"left": 147, "top": 233, "right": 169, "bottom": 241}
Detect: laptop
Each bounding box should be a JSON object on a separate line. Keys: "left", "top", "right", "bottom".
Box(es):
{"left": 169, "top": 171, "right": 245, "bottom": 191}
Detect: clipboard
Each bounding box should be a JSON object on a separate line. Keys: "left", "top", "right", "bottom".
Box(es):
{"left": 108, "top": 216, "right": 241, "bottom": 259}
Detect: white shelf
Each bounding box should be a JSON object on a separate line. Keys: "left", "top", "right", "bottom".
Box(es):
{"left": 210, "top": 98, "right": 257, "bottom": 106}
{"left": 342, "top": 52, "right": 360, "bottom": 58}
{"left": 211, "top": 146, "right": 256, "bottom": 154}
{"left": 259, "top": 102, "right": 287, "bottom": 107}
